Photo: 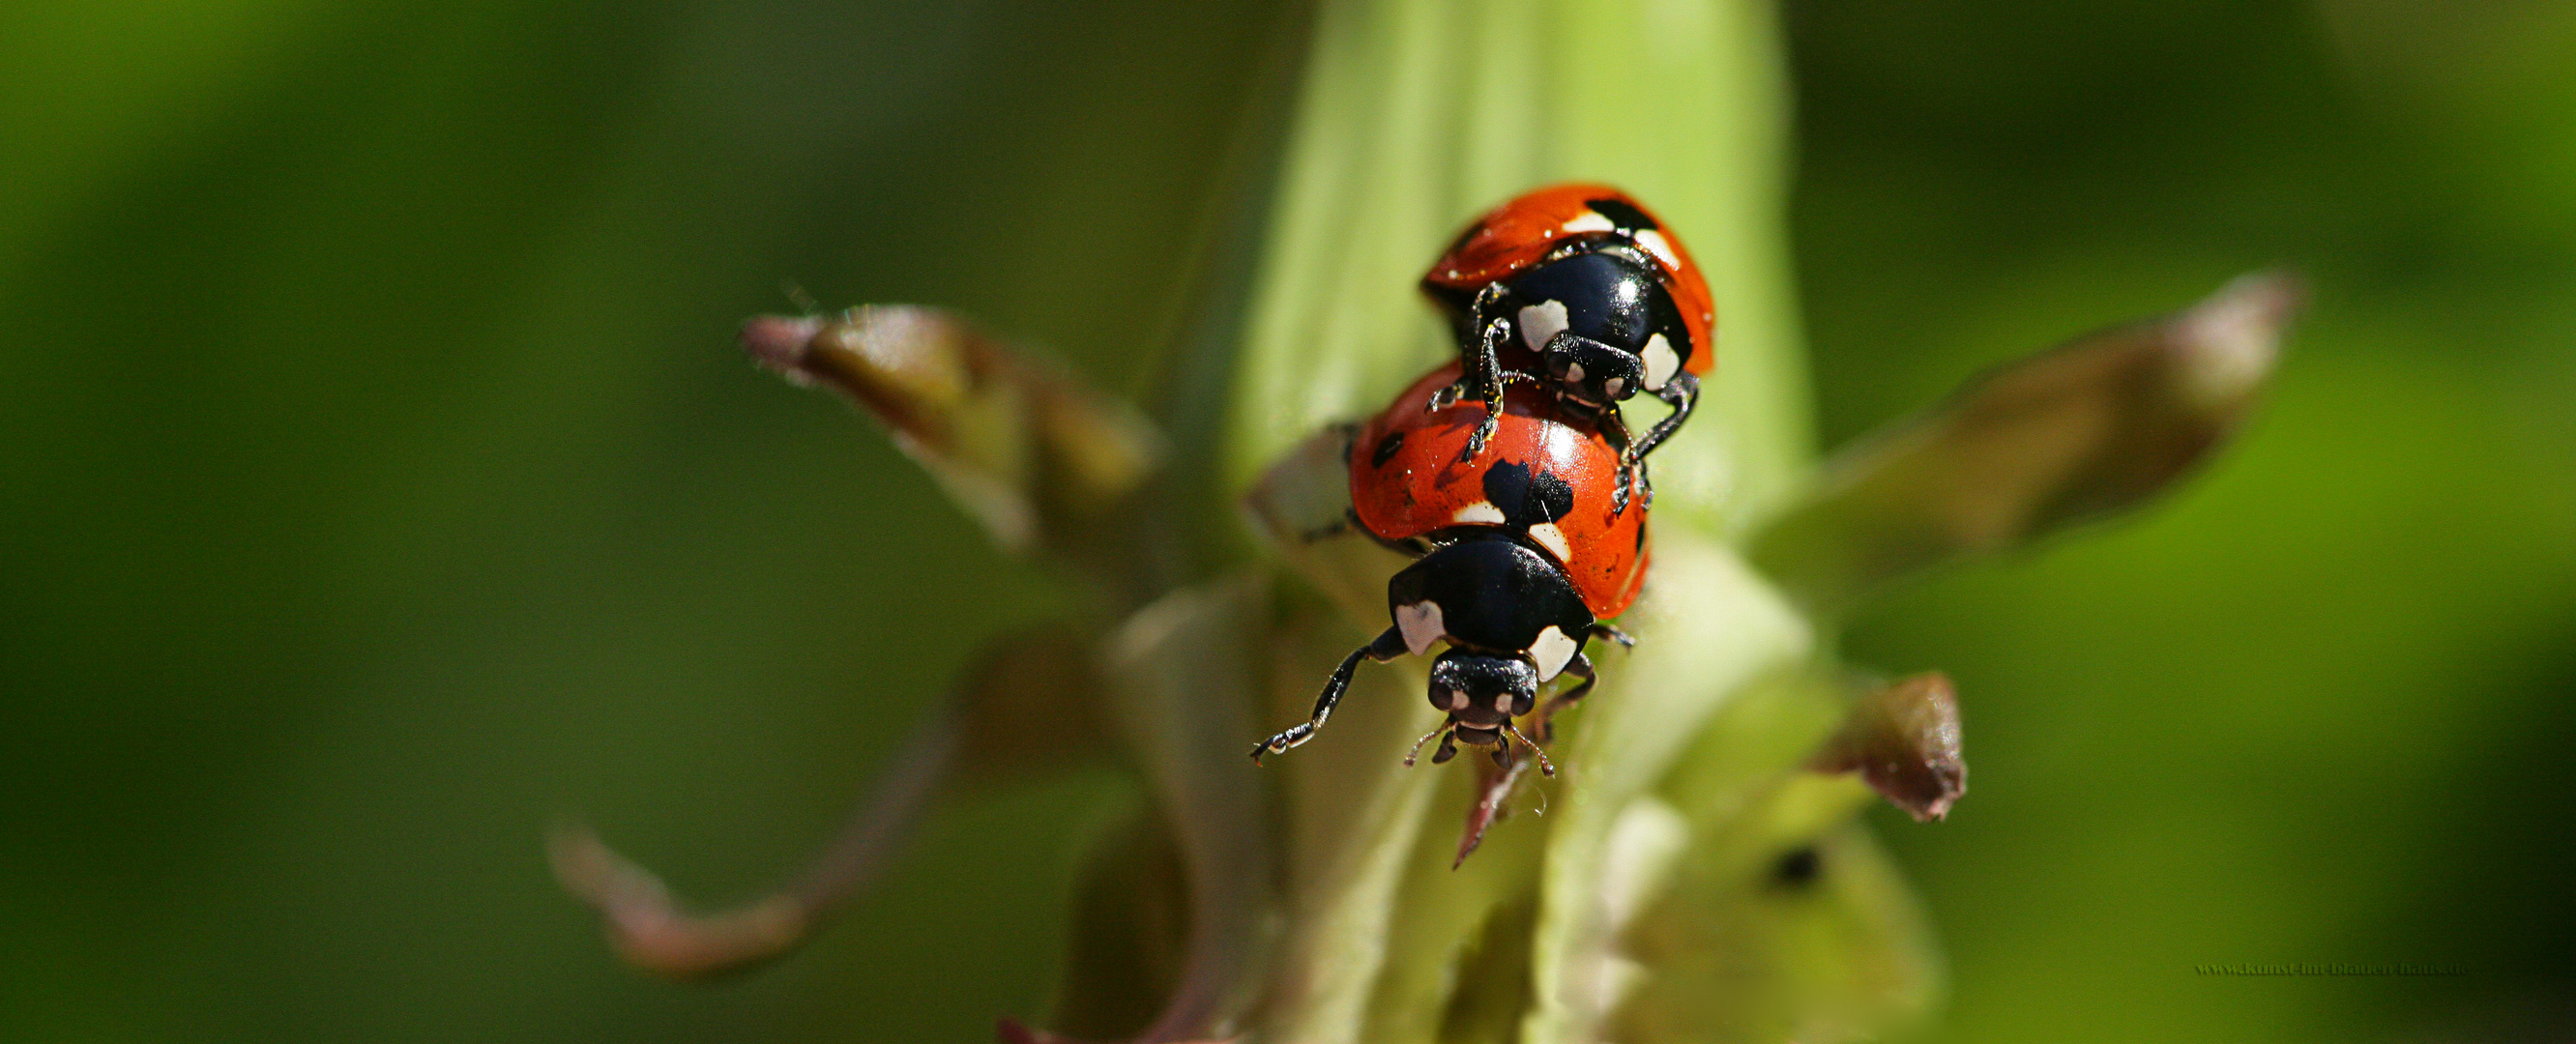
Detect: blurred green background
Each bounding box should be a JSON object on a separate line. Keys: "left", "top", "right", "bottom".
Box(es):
{"left": 3, "top": 1, "right": 2569, "bottom": 1041}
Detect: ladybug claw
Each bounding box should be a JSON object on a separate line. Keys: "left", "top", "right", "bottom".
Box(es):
{"left": 1458, "top": 412, "right": 1500, "bottom": 462}
{"left": 1250, "top": 724, "right": 1311, "bottom": 765}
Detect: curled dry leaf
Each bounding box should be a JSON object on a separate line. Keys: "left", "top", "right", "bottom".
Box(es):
{"left": 1810, "top": 673, "right": 1966, "bottom": 823}
{"left": 1749, "top": 272, "right": 2301, "bottom": 612}
{"left": 742, "top": 306, "right": 1163, "bottom": 553}
{"left": 552, "top": 629, "right": 1106, "bottom": 980}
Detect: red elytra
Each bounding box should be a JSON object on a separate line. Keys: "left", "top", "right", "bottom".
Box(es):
{"left": 1420, "top": 183, "right": 1715, "bottom": 380}
{"left": 1350, "top": 362, "right": 1649, "bottom": 620}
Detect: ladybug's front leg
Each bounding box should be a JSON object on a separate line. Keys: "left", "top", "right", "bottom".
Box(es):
{"left": 1596, "top": 409, "right": 1641, "bottom": 515}
{"left": 1617, "top": 374, "right": 1702, "bottom": 512}
{"left": 1532, "top": 625, "right": 1627, "bottom": 743}
{"left": 1532, "top": 652, "right": 1595, "bottom": 745}
{"left": 1252, "top": 626, "right": 1410, "bottom": 763}
{"left": 1432, "top": 283, "right": 1513, "bottom": 412}
{"left": 1442, "top": 283, "right": 1535, "bottom": 462}
{"left": 1463, "top": 292, "right": 1516, "bottom": 460}
{"left": 1629, "top": 370, "right": 1699, "bottom": 462}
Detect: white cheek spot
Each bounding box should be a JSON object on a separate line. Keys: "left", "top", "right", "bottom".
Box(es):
{"left": 1531, "top": 625, "right": 1578, "bottom": 682}
{"left": 1452, "top": 501, "right": 1507, "bottom": 525}
{"left": 1494, "top": 691, "right": 1515, "bottom": 713}
{"left": 1633, "top": 229, "right": 1680, "bottom": 269}
{"left": 1641, "top": 333, "right": 1680, "bottom": 392}
{"left": 1397, "top": 601, "right": 1447, "bottom": 656}
{"left": 1564, "top": 361, "right": 1585, "bottom": 383}
{"left": 1527, "top": 522, "right": 1571, "bottom": 564}
{"left": 1448, "top": 688, "right": 1470, "bottom": 711}
{"left": 1563, "top": 212, "right": 1615, "bottom": 234}
{"left": 1518, "top": 301, "right": 1569, "bottom": 353}
{"left": 1602, "top": 377, "right": 1625, "bottom": 397}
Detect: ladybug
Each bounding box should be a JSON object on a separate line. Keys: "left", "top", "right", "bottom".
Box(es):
{"left": 1252, "top": 363, "right": 1642, "bottom": 770}
{"left": 1351, "top": 363, "right": 1648, "bottom": 618}
{"left": 1420, "top": 184, "right": 1715, "bottom": 510}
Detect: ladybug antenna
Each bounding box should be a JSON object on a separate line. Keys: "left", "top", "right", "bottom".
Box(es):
{"left": 1502, "top": 722, "right": 1554, "bottom": 777}
{"left": 1404, "top": 724, "right": 1451, "bottom": 768}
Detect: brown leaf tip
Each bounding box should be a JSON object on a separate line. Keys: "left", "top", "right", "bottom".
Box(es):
{"left": 2166, "top": 270, "right": 2302, "bottom": 413}
{"left": 1812, "top": 672, "right": 1967, "bottom": 822}
{"left": 738, "top": 314, "right": 827, "bottom": 377}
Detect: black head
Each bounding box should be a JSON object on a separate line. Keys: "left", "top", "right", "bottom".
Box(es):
{"left": 1428, "top": 651, "right": 1537, "bottom": 732}
{"left": 1505, "top": 249, "right": 1691, "bottom": 405}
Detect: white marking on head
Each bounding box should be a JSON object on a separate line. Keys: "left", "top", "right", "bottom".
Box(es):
{"left": 1641, "top": 333, "right": 1680, "bottom": 392}
{"left": 1449, "top": 688, "right": 1470, "bottom": 711}
{"left": 1527, "top": 522, "right": 1571, "bottom": 564}
{"left": 1397, "top": 600, "right": 1447, "bottom": 656}
{"left": 1452, "top": 501, "right": 1507, "bottom": 525}
{"left": 1633, "top": 229, "right": 1679, "bottom": 268}
{"left": 1518, "top": 301, "right": 1569, "bottom": 353}
{"left": 1602, "top": 377, "right": 1625, "bottom": 397}
{"left": 1531, "top": 625, "right": 1578, "bottom": 682}
{"left": 1494, "top": 691, "right": 1514, "bottom": 713}
{"left": 1565, "top": 361, "right": 1586, "bottom": 383}
{"left": 1563, "top": 212, "right": 1615, "bottom": 234}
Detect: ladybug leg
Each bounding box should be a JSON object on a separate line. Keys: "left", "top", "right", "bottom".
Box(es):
{"left": 1625, "top": 373, "right": 1697, "bottom": 509}
{"left": 1251, "top": 626, "right": 1410, "bottom": 763}
{"left": 1461, "top": 363, "right": 1546, "bottom": 462}
{"left": 1464, "top": 319, "right": 1513, "bottom": 459}
{"left": 1434, "top": 282, "right": 1514, "bottom": 414}
{"left": 1297, "top": 511, "right": 1428, "bottom": 561}
{"left": 1296, "top": 508, "right": 1358, "bottom": 543}
{"left": 1589, "top": 623, "right": 1635, "bottom": 648}
{"left": 1629, "top": 370, "right": 1699, "bottom": 462}
{"left": 1532, "top": 651, "right": 1596, "bottom": 745}
{"left": 1595, "top": 410, "right": 1639, "bottom": 515}
{"left": 1453, "top": 283, "right": 1525, "bottom": 460}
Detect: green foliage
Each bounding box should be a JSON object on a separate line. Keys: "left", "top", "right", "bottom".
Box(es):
{"left": 4, "top": 0, "right": 2572, "bottom": 1042}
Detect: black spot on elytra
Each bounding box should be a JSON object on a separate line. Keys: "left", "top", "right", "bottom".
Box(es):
{"left": 1481, "top": 459, "right": 1574, "bottom": 530}
{"left": 1444, "top": 219, "right": 1487, "bottom": 261}
{"left": 1771, "top": 845, "right": 1823, "bottom": 888}
{"left": 1585, "top": 197, "right": 1658, "bottom": 233}
{"left": 1372, "top": 430, "right": 1406, "bottom": 468}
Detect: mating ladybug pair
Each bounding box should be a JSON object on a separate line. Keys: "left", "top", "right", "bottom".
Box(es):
{"left": 1253, "top": 185, "right": 1714, "bottom": 772}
